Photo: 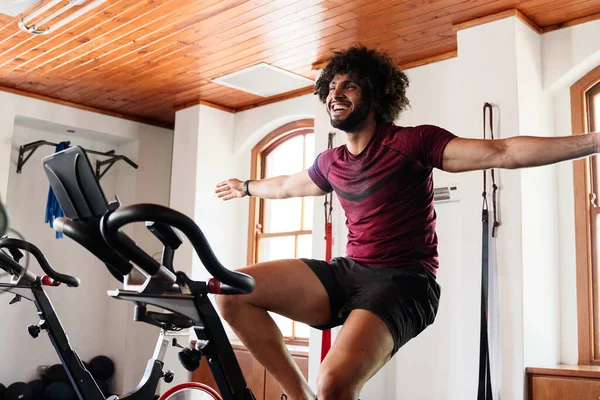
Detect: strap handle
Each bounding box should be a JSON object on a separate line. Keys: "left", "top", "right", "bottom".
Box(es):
{"left": 482, "top": 103, "right": 500, "bottom": 237}
{"left": 323, "top": 132, "right": 335, "bottom": 225}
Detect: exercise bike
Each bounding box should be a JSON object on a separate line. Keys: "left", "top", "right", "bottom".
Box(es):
{"left": 41, "top": 145, "right": 257, "bottom": 400}
{"left": 0, "top": 237, "right": 222, "bottom": 400}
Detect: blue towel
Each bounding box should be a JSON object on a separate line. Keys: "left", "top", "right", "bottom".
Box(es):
{"left": 45, "top": 141, "right": 68, "bottom": 239}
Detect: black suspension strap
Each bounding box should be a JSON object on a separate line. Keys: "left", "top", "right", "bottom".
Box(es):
{"left": 479, "top": 102, "right": 499, "bottom": 400}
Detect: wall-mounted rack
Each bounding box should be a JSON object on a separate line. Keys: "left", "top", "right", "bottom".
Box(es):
{"left": 17, "top": 140, "right": 138, "bottom": 180}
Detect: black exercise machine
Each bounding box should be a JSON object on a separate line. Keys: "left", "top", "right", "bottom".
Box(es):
{"left": 0, "top": 237, "right": 177, "bottom": 400}
{"left": 42, "top": 146, "right": 256, "bottom": 400}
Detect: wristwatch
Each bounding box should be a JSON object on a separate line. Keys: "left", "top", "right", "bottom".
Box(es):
{"left": 243, "top": 180, "right": 252, "bottom": 197}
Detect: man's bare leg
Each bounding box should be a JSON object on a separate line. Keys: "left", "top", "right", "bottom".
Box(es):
{"left": 317, "top": 309, "right": 395, "bottom": 400}
{"left": 216, "top": 259, "right": 331, "bottom": 400}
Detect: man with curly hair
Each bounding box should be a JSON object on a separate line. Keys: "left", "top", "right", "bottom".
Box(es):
{"left": 215, "top": 45, "right": 599, "bottom": 400}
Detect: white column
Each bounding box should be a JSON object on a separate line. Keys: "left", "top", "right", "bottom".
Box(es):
{"left": 169, "top": 105, "right": 202, "bottom": 276}
{"left": 169, "top": 104, "right": 236, "bottom": 279}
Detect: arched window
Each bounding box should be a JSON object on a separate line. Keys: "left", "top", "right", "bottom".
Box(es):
{"left": 571, "top": 65, "right": 600, "bottom": 364}
{"left": 247, "top": 119, "right": 314, "bottom": 343}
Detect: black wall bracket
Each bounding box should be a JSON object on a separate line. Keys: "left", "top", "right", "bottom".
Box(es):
{"left": 17, "top": 140, "right": 138, "bottom": 180}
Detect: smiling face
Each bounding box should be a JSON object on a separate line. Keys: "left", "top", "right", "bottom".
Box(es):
{"left": 326, "top": 73, "right": 371, "bottom": 132}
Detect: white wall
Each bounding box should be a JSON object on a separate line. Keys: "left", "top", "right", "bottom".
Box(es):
{"left": 170, "top": 106, "right": 201, "bottom": 277}
{"left": 516, "top": 20, "right": 561, "bottom": 371}
{"left": 167, "top": 103, "right": 238, "bottom": 391}
{"left": 0, "top": 92, "right": 168, "bottom": 202}
{"left": 542, "top": 20, "right": 600, "bottom": 93}
{"left": 171, "top": 104, "right": 238, "bottom": 279}
{"left": 0, "top": 126, "right": 117, "bottom": 385}
{"left": 193, "top": 105, "right": 236, "bottom": 280}
{"left": 401, "top": 17, "right": 528, "bottom": 400}
{"left": 554, "top": 88, "right": 580, "bottom": 365}
{"left": 520, "top": 17, "right": 550, "bottom": 367}
{"left": 233, "top": 96, "right": 315, "bottom": 157}
{"left": 0, "top": 92, "right": 174, "bottom": 394}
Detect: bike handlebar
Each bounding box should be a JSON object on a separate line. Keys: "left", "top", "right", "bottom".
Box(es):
{"left": 0, "top": 238, "right": 80, "bottom": 287}
{"left": 100, "top": 204, "right": 255, "bottom": 295}
{"left": 0, "top": 250, "right": 25, "bottom": 277}
{"left": 53, "top": 218, "right": 132, "bottom": 282}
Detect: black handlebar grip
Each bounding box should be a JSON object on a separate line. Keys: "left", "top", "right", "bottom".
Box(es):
{"left": 0, "top": 238, "right": 80, "bottom": 287}
{"left": 101, "top": 204, "right": 255, "bottom": 294}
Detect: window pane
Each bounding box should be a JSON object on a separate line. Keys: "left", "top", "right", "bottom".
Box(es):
{"left": 264, "top": 198, "right": 302, "bottom": 233}
{"left": 294, "top": 322, "right": 311, "bottom": 339}
{"left": 258, "top": 236, "right": 295, "bottom": 262}
{"left": 271, "top": 312, "right": 293, "bottom": 337}
{"left": 302, "top": 197, "right": 313, "bottom": 230}
{"left": 593, "top": 89, "right": 600, "bottom": 131}
{"left": 297, "top": 234, "right": 313, "bottom": 259}
{"left": 594, "top": 210, "right": 600, "bottom": 357}
{"left": 266, "top": 135, "right": 304, "bottom": 177}
{"left": 592, "top": 88, "right": 600, "bottom": 198}
{"left": 305, "top": 133, "right": 315, "bottom": 168}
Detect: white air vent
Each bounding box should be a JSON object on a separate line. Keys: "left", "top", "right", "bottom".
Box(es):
{"left": 211, "top": 63, "right": 313, "bottom": 97}
{"left": 0, "top": 0, "right": 41, "bottom": 17}
{"left": 434, "top": 185, "right": 460, "bottom": 203}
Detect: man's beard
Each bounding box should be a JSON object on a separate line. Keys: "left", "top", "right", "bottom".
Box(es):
{"left": 329, "top": 98, "right": 371, "bottom": 132}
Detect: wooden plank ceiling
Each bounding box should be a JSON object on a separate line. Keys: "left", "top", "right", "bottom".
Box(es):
{"left": 0, "top": 0, "right": 599, "bottom": 128}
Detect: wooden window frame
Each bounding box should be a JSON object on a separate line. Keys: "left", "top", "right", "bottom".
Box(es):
{"left": 246, "top": 119, "right": 314, "bottom": 346}
{"left": 571, "top": 65, "right": 600, "bottom": 365}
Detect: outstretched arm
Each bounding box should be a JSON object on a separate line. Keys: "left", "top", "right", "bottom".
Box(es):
{"left": 442, "top": 133, "right": 600, "bottom": 173}
{"left": 216, "top": 169, "right": 327, "bottom": 201}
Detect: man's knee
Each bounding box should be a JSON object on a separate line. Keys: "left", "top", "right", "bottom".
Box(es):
{"left": 216, "top": 294, "right": 245, "bottom": 323}
{"left": 316, "top": 367, "right": 360, "bottom": 400}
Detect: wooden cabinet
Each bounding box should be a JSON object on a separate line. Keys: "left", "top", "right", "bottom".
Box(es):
{"left": 527, "top": 365, "right": 600, "bottom": 400}
{"left": 192, "top": 343, "right": 309, "bottom": 400}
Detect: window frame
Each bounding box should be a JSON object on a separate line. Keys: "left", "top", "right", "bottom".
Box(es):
{"left": 246, "top": 119, "right": 314, "bottom": 345}
{"left": 571, "top": 65, "right": 600, "bottom": 365}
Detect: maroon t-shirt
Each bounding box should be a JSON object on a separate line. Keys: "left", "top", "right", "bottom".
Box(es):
{"left": 308, "top": 123, "right": 456, "bottom": 275}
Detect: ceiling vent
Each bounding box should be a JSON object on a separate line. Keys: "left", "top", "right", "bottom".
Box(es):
{"left": 211, "top": 63, "right": 314, "bottom": 97}
{"left": 0, "top": 0, "right": 41, "bottom": 17}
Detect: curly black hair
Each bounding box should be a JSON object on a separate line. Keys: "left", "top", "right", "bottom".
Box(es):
{"left": 314, "top": 45, "right": 410, "bottom": 124}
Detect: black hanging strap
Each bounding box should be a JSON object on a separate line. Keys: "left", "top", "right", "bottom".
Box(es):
{"left": 478, "top": 102, "right": 499, "bottom": 400}
{"left": 478, "top": 209, "right": 493, "bottom": 400}
{"left": 482, "top": 103, "right": 500, "bottom": 237}
{"left": 323, "top": 132, "right": 335, "bottom": 226}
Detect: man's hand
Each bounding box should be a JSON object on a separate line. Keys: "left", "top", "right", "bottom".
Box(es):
{"left": 216, "top": 178, "right": 245, "bottom": 201}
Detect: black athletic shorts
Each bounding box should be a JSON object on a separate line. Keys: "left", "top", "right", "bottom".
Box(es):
{"left": 301, "top": 257, "right": 441, "bottom": 356}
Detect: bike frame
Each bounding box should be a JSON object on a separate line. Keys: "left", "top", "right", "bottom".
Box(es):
{"left": 0, "top": 275, "right": 167, "bottom": 400}
{"left": 42, "top": 146, "right": 257, "bottom": 400}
